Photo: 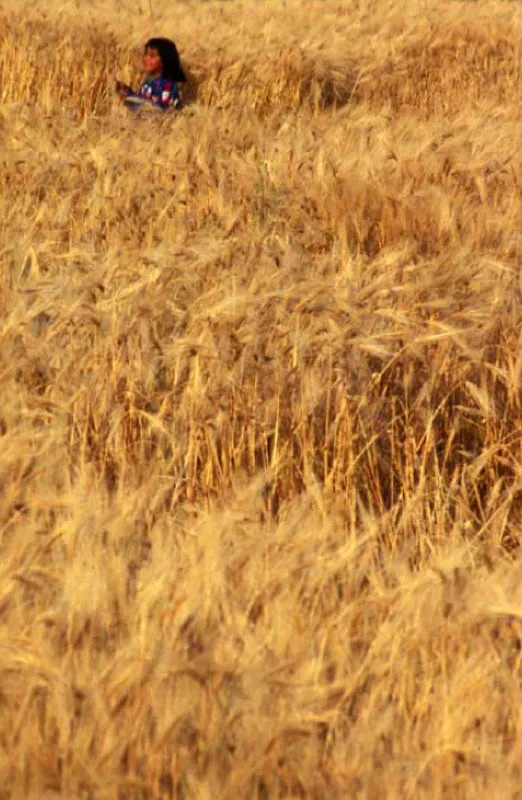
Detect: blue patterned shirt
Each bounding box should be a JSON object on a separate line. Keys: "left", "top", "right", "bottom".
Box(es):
{"left": 138, "top": 74, "right": 181, "bottom": 110}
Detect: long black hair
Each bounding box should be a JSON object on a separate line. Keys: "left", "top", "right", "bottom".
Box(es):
{"left": 145, "top": 37, "right": 186, "bottom": 83}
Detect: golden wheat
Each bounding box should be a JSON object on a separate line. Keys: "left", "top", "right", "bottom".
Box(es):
{"left": 1, "top": 0, "right": 522, "bottom": 797}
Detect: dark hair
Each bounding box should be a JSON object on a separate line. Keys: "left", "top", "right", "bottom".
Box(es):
{"left": 144, "top": 37, "right": 186, "bottom": 82}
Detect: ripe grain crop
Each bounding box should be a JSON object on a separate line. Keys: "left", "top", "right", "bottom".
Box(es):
{"left": 2, "top": 0, "right": 522, "bottom": 797}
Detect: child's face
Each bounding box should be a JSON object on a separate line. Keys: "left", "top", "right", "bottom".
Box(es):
{"left": 143, "top": 47, "right": 162, "bottom": 75}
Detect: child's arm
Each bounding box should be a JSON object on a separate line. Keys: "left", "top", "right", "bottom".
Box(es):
{"left": 115, "top": 80, "right": 134, "bottom": 98}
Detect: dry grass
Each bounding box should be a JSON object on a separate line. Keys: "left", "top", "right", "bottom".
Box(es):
{"left": 2, "top": 0, "right": 522, "bottom": 796}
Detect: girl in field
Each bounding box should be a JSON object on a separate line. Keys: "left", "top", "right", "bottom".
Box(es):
{"left": 116, "top": 38, "right": 186, "bottom": 112}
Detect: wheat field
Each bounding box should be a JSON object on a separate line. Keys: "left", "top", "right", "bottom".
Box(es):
{"left": 2, "top": 0, "right": 522, "bottom": 796}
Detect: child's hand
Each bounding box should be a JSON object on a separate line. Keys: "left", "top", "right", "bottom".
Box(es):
{"left": 115, "top": 80, "right": 133, "bottom": 97}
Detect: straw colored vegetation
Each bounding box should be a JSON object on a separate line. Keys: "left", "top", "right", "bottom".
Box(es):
{"left": 2, "top": 0, "right": 522, "bottom": 796}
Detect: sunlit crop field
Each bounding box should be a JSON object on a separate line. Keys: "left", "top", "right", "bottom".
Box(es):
{"left": 2, "top": 0, "right": 522, "bottom": 796}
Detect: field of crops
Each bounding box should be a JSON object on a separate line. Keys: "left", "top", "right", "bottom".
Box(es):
{"left": 2, "top": 0, "right": 522, "bottom": 796}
